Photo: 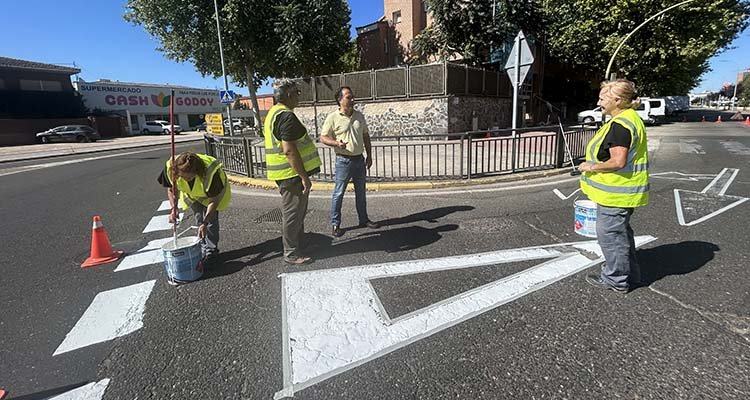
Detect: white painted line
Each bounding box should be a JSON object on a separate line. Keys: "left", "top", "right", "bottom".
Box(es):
{"left": 114, "top": 238, "right": 173, "bottom": 272}
{"left": 47, "top": 379, "right": 110, "bottom": 400}
{"left": 674, "top": 189, "right": 748, "bottom": 226}
{"left": 647, "top": 138, "right": 661, "bottom": 153}
{"left": 720, "top": 140, "right": 750, "bottom": 155}
{"left": 674, "top": 168, "right": 748, "bottom": 226}
{"left": 53, "top": 281, "right": 156, "bottom": 356}
{"left": 651, "top": 171, "right": 716, "bottom": 182}
{"left": 552, "top": 188, "right": 580, "bottom": 200}
{"left": 157, "top": 200, "right": 171, "bottom": 212}
{"left": 679, "top": 139, "right": 705, "bottom": 154}
{"left": 275, "top": 236, "right": 657, "bottom": 398}
{"left": 142, "top": 213, "right": 183, "bottom": 233}
{"left": 700, "top": 168, "right": 737, "bottom": 195}
{"left": 0, "top": 147, "right": 173, "bottom": 178}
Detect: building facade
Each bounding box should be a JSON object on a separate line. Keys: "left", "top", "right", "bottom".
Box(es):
{"left": 0, "top": 56, "right": 79, "bottom": 93}
{"left": 75, "top": 80, "right": 222, "bottom": 134}
{"left": 357, "top": 0, "right": 432, "bottom": 69}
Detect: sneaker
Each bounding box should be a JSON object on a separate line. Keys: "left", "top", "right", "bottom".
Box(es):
{"left": 332, "top": 225, "right": 344, "bottom": 237}
{"left": 284, "top": 256, "right": 313, "bottom": 265}
{"left": 360, "top": 220, "right": 380, "bottom": 229}
{"left": 167, "top": 276, "right": 187, "bottom": 286}
{"left": 585, "top": 274, "right": 628, "bottom": 293}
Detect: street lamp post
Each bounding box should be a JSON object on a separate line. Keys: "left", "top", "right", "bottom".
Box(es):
{"left": 213, "top": 0, "right": 234, "bottom": 136}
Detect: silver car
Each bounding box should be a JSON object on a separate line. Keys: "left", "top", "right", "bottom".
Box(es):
{"left": 36, "top": 125, "right": 101, "bottom": 143}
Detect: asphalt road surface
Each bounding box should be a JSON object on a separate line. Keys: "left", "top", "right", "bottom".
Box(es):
{"left": 1, "top": 122, "right": 748, "bottom": 399}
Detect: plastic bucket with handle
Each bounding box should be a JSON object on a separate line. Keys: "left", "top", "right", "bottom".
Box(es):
{"left": 161, "top": 236, "right": 203, "bottom": 283}
{"left": 574, "top": 200, "right": 597, "bottom": 238}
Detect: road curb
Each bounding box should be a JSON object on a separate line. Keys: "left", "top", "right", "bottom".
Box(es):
{"left": 227, "top": 167, "right": 573, "bottom": 192}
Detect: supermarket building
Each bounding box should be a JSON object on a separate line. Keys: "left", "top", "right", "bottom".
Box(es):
{"left": 75, "top": 80, "right": 223, "bottom": 134}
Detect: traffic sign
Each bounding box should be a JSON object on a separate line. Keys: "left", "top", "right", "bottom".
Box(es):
{"left": 207, "top": 124, "right": 225, "bottom": 135}
{"left": 205, "top": 113, "right": 223, "bottom": 125}
{"left": 220, "top": 90, "right": 235, "bottom": 104}
{"left": 504, "top": 30, "right": 534, "bottom": 88}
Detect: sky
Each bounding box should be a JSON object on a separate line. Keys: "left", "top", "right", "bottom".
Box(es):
{"left": 0, "top": 1, "right": 746, "bottom": 96}
{"left": 0, "top": 0, "right": 383, "bottom": 96}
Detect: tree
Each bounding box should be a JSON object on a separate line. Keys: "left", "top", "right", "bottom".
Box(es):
{"left": 124, "top": 0, "right": 352, "bottom": 124}
{"left": 411, "top": 0, "right": 544, "bottom": 64}
{"left": 540, "top": 0, "right": 750, "bottom": 95}
{"left": 412, "top": 0, "right": 750, "bottom": 96}
{"left": 736, "top": 74, "right": 750, "bottom": 106}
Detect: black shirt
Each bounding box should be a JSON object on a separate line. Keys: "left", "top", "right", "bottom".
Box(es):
{"left": 597, "top": 122, "right": 632, "bottom": 162}
{"left": 273, "top": 111, "right": 307, "bottom": 142}
{"left": 157, "top": 168, "right": 224, "bottom": 197}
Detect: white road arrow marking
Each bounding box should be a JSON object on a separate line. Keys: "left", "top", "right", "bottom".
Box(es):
{"left": 53, "top": 281, "right": 155, "bottom": 355}
{"left": 275, "top": 235, "right": 657, "bottom": 399}
{"left": 674, "top": 168, "right": 748, "bottom": 226}
{"left": 651, "top": 171, "right": 716, "bottom": 182}
{"left": 679, "top": 139, "right": 705, "bottom": 154}
{"left": 552, "top": 188, "right": 581, "bottom": 200}
{"left": 47, "top": 379, "right": 110, "bottom": 400}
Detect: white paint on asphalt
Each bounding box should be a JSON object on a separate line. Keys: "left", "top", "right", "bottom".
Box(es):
{"left": 648, "top": 138, "right": 661, "bottom": 153}
{"left": 674, "top": 168, "right": 748, "bottom": 226}
{"left": 0, "top": 147, "right": 172, "bottom": 177}
{"left": 552, "top": 188, "right": 581, "bottom": 200}
{"left": 114, "top": 238, "right": 173, "bottom": 272}
{"left": 53, "top": 281, "right": 156, "bottom": 355}
{"left": 48, "top": 379, "right": 110, "bottom": 400}
{"left": 157, "top": 200, "right": 171, "bottom": 211}
{"left": 275, "top": 235, "right": 657, "bottom": 398}
{"left": 651, "top": 171, "right": 716, "bottom": 182}
{"left": 720, "top": 140, "right": 750, "bottom": 155}
{"left": 679, "top": 139, "right": 705, "bottom": 154}
{"left": 142, "top": 213, "right": 183, "bottom": 233}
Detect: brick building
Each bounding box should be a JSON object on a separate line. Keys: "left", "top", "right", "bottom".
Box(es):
{"left": 357, "top": 0, "right": 431, "bottom": 69}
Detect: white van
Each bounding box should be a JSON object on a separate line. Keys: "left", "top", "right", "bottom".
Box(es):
{"left": 642, "top": 97, "right": 666, "bottom": 118}
{"left": 577, "top": 101, "right": 655, "bottom": 125}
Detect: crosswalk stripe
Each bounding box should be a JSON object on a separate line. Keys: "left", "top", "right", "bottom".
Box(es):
{"left": 53, "top": 281, "right": 156, "bottom": 356}
{"left": 47, "top": 379, "right": 110, "bottom": 400}
{"left": 157, "top": 200, "right": 171, "bottom": 211}
{"left": 114, "top": 238, "right": 173, "bottom": 272}
{"left": 720, "top": 140, "right": 750, "bottom": 155}
{"left": 679, "top": 139, "right": 705, "bottom": 154}
{"left": 142, "top": 213, "right": 183, "bottom": 233}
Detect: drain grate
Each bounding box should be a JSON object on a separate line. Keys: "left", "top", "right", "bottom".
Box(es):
{"left": 254, "top": 208, "right": 283, "bottom": 223}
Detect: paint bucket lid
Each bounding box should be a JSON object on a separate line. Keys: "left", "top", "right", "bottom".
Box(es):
{"left": 574, "top": 199, "right": 597, "bottom": 208}
{"left": 161, "top": 236, "right": 200, "bottom": 251}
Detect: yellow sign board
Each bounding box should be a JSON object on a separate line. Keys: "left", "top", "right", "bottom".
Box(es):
{"left": 205, "top": 113, "right": 223, "bottom": 125}
{"left": 207, "top": 124, "right": 225, "bottom": 135}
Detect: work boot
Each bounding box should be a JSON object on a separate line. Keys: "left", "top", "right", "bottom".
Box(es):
{"left": 332, "top": 225, "right": 344, "bottom": 237}
{"left": 585, "top": 274, "right": 628, "bottom": 294}
{"left": 360, "top": 220, "right": 380, "bottom": 229}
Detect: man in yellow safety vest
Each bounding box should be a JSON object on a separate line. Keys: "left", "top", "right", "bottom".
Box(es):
{"left": 264, "top": 78, "right": 321, "bottom": 265}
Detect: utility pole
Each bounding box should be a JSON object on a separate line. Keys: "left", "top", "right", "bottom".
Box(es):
{"left": 213, "top": 0, "right": 234, "bottom": 136}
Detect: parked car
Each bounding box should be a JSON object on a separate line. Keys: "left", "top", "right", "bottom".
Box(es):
{"left": 223, "top": 118, "right": 246, "bottom": 131}
{"left": 142, "top": 120, "right": 181, "bottom": 135}
{"left": 36, "top": 125, "right": 101, "bottom": 144}
{"left": 577, "top": 102, "right": 655, "bottom": 125}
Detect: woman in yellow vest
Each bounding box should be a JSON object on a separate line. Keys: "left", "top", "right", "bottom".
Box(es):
{"left": 158, "top": 152, "right": 231, "bottom": 276}
{"left": 578, "top": 79, "right": 649, "bottom": 293}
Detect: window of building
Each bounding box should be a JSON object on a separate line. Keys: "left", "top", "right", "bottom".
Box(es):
{"left": 392, "top": 10, "right": 401, "bottom": 24}
{"left": 19, "top": 79, "right": 63, "bottom": 92}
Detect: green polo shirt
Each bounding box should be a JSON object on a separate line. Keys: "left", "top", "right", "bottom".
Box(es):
{"left": 321, "top": 109, "right": 369, "bottom": 156}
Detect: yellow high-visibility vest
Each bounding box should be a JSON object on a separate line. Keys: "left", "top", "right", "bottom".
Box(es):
{"left": 263, "top": 103, "right": 321, "bottom": 181}
{"left": 166, "top": 154, "right": 231, "bottom": 211}
{"left": 580, "top": 108, "right": 649, "bottom": 208}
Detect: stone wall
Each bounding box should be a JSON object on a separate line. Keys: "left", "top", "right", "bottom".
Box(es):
{"left": 294, "top": 95, "right": 511, "bottom": 138}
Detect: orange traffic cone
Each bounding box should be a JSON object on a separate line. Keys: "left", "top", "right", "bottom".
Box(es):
{"left": 0, "top": 388, "right": 7, "bottom": 400}
{"left": 745, "top": 116, "right": 750, "bottom": 126}
{"left": 716, "top": 115, "right": 722, "bottom": 123}
{"left": 81, "top": 216, "right": 124, "bottom": 268}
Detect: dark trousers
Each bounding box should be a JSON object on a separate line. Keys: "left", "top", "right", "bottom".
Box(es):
{"left": 278, "top": 176, "right": 309, "bottom": 260}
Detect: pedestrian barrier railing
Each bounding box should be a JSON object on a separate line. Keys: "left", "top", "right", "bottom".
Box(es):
{"left": 204, "top": 125, "right": 598, "bottom": 182}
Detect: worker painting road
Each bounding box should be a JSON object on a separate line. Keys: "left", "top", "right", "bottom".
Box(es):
{"left": 0, "top": 121, "right": 749, "bottom": 399}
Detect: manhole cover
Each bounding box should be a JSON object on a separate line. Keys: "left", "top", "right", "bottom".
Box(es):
{"left": 254, "top": 208, "right": 283, "bottom": 223}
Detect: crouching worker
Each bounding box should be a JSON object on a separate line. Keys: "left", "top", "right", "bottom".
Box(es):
{"left": 158, "top": 152, "right": 231, "bottom": 267}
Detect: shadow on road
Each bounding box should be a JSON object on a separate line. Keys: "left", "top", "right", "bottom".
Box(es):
{"left": 10, "top": 382, "right": 90, "bottom": 400}
{"left": 201, "top": 236, "right": 284, "bottom": 280}
{"left": 637, "top": 241, "right": 719, "bottom": 285}
{"left": 371, "top": 205, "right": 475, "bottom": 228}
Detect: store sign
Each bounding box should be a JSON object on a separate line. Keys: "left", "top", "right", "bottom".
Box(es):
{"left": 76, "top": 82, "right": 223, "bottom": 114}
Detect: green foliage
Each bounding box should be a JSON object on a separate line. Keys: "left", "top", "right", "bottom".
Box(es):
{"left": 738, "top": 74, "right": 750, "bottom": 106}
{"left": 124, "top": 0, "right": 353, "bottom": 88}
{"left": 412, "top": 0, "right": 544, "bottom": 64}
{"left": 413, "top": 0, "right": 750, "bottom": 96}
{"left": 338, "top": 41, "right": 361, "bottom": 73}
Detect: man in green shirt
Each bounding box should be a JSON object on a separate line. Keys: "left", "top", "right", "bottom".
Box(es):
{"left": 319, "top": 86, "right": 379, "bottom": 237}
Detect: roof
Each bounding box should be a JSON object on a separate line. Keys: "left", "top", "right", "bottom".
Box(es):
{"left": 0, "top": 56, "right": 80, "bottom": 74}
{"left": 355, "top": 16, "right": 386, "bottom": 35}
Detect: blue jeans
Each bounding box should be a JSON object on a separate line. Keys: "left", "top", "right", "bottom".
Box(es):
{"left": 331, "top": 155, "right": 368, "bottom": 227}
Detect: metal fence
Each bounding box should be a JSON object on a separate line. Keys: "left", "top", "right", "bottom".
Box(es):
{"left": 292, "top": 62, "right": 513, "bottom": 104}
{"left": 204, "top": 125, "right": 597, "bottom": 182}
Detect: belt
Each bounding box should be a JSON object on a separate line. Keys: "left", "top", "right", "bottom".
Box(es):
{"left": 336, "top": 153, "right": 363, "bottom": 159}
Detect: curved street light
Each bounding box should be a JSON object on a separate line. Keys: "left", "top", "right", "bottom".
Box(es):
{"left": 605, "top": 0, "right": 697, "bottom": 80}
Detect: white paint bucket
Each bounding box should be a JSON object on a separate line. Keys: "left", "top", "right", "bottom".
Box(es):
{"left": 574, "top": 200, "right": 597, "bottom": 238}
{"left": 161, "top": 236, "right": 203, "bottom": 283}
